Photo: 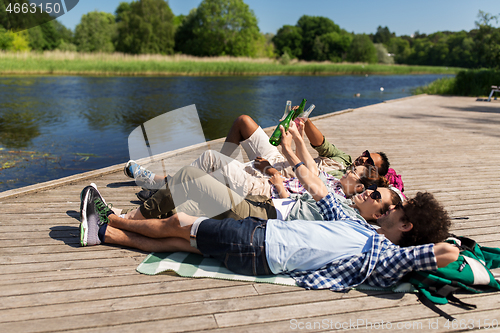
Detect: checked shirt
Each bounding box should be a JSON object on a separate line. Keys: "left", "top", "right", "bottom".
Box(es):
{"left": 288, "top": 193, "right": 438, "bottom": 291}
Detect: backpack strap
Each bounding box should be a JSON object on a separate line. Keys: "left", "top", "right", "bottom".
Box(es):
{"left": 447, "top": 234, "right": 477, "bottom": 253}
{"left": 417, "top": 292, "right": 455, "bottom": 321}
{"left": 447, "top": 295, "right": 477, "bottom": 309}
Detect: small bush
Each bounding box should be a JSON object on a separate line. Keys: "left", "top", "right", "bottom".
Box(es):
{"left": 279, "top": 51, "right": 291, "bottom": 65}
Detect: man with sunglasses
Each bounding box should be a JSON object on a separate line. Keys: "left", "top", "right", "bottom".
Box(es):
{"left": 303, "top": 117, "right": 390, "bottom": 177}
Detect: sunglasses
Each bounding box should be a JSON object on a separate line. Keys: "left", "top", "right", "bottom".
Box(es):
{"left": 354, "top": 150, "right": 375, "bottom": 167}
{"left": 367, "top": 184, "right": 382, "bottom": 200}
{"left": 360, "top": 150, "right": 375, "bottom": 166}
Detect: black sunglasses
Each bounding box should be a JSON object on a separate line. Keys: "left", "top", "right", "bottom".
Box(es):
{"left": 360, "top": 150, "right": 375, "bottom": 166}
{"left": 367, "top": 184, "right": 382, "bottom": 200}
{"left": 354, "top": 150, "right": 375, "bottom": 167}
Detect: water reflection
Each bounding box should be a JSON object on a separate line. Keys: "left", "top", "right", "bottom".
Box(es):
{"left": 0, "top": 108, "right": 41, "bottom": 148}
{"left": 0, "top": 74, "right": 452, "bottom": 192}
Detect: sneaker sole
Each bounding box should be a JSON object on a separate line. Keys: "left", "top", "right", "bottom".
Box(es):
{"left": 80, "top": 189, "right": 91, "bottom": 246}
{"left": 79, "top": 183, "right": 103, "bottom": 246}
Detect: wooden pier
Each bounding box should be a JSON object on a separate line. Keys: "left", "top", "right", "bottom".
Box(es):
{"left": 1, "top": 95, "right": 500, "bottom": 332}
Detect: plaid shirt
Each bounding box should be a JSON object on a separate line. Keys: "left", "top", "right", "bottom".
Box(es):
{"left": 270, "top": 171, "right": 344, "bottom": 199}
{"left": 288, "top": 193, "right": 438, "bottom": 291}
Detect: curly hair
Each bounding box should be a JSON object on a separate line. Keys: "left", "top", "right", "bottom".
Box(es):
{"left": 399, "top": 192, "right": 451, "bottom": 247}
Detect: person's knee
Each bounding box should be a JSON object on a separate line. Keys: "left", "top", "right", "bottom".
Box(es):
{"left": 160, "top": 213, "right": 181, "bottom": 230}
{"left": 235, "top": 114, "right": 254, "bottom": 126}
{"left": 175, "top": 165, "right": 206, "bottom": 185}
{"left": 235, "top": 115, "right": 258, "bottom": 135}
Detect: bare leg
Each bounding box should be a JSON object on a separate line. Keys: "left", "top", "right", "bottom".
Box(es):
{"left": 104, "top": 212, "right": 201, "bottom": 253}
{"left": 107, "top": 212, "right": 195, "bottom": 239}
{"left": 304, "top": 119, "right": 325, "bottom": 147}
{"left": 220, "top": 115, "right": 259, "bottom": 157}
{"left": 104, "top": 226, "right": 200, "bottom": 253}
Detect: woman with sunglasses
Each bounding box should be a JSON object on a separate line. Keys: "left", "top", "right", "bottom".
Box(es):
{"left": 279, "top": 121, "right": 402, "bottom": 223}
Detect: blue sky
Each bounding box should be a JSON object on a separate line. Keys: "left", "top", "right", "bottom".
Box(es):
{"left": 58, "top": 0, "right": 500, "bottom": 36}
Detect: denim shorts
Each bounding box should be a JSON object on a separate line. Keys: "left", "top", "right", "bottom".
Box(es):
{"left": 195, "top": 217, "right": 272, "bottom": 276}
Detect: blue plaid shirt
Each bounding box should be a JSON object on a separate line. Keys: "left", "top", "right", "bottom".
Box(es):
{"left": 288, "top": 193, "right": 437, "bottom": 291}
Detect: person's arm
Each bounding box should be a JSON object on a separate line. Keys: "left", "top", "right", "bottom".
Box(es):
{"left": 434, "top": 242, "right": 460, "bottom": 268}
{"left": 280, "top": 124, "right": 328, "bottom": 201}
{"left": 254, "top": 157, "right": 281, "bottom": 177}
{"left": 304, "top": 118, "right": 325, "bottom": 147}
{"left": 269, "top": 173, "right": 290, "bottom": 198}
{"left": 289, "top": 119, "right": 319, "bottom": 176}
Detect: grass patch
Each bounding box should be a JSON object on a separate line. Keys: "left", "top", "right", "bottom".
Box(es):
{"left": 0, "top": 51, "right": 461, "bottom": 76}
{"left": 414, "top": 69, "right": 500, "bottom": 96}
{"left": 413, "top": 77, "right": 456, "bottom": 95}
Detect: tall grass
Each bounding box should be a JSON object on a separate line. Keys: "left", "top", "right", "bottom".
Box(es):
{"left": 0, "top": 51, "right": 461, "bottom": 76}
{"left": 414, "top": 69, "right": 500, "bottom": 96}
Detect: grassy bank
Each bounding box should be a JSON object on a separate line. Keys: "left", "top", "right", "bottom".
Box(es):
{"left": 0, "top": 51, "right": 461, "bottom": 76}
{"left": 414, "top": 69, "right": 500, "bottom": 96}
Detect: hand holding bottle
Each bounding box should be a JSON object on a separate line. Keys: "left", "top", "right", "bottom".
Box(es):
{"left": 269, "top": 98, "right": 307, "bottom": 146}
{"left": 295, "top": 104, "right": 315, "bottom": 120}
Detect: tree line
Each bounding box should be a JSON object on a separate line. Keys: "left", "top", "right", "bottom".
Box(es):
{"left": 0, "top": 0, "right": 498, "bottom": 69}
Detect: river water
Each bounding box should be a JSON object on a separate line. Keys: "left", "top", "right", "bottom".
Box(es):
{"left": 0, "top": 74, "right": 451, "bottom": 192}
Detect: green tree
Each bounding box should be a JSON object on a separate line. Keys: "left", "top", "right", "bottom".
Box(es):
{"left": 428, "top": 35, "right": 449, "bottom": 66}
{"left": 311, "top": 30, "right": 352, "bottom": 62}
{"left": 74, "top": 11, "right": 116, "bottom": 53}
{"left": 254, "top": 32, "right": 274, "bottom": 58}
{"left": 0, "top": 27, "right": 14, "bottom": 49}
{"left": 347, "top": 34, "right": 377, "bottom": 63}
{"left": 272, "top": 24, "right": 303, "bottom": 58}
{"left": 115, "top": 0, "right": 175, "bottom": 54}
{"left": 0, "top": 27, "right": 29, "bottom": 51}
{"left": 174, "top": 0, "right": 261, "bottom": 57}
{"left": 53, "top": 20, "right": 73, "bottom": 44}
{"left": 473, "top": 10, "right": 500, "bottom": 69}
{"left": 297, "top": 15, "right": 340, "bottom": 61}
{"left": 446, "top": 31, "right": 474, "bottom": 68}
{"left": 373, "top": 26, "right": 393, "bottom": 45}
{"left": 386, "top": 37, "right": 411, "bottom": 64}
{"left": 39, "top": 20, "right": 59, "bottom": 49}
{"left": 27, "top": 20, "right": 69, "bottom": 51}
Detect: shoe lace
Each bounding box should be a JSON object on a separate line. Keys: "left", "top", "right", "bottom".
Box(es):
{"left": 132, "top": 164, "right": 156, "bottom": 185}
{"left": 94, "top": 199, "right": 112, "bottom": 226}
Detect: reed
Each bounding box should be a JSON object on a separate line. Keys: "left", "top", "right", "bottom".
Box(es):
{"left": 0, "top": 51, "right": 460, "bottom": 76}
{"left": 413, "top": 77, "right": 456, "bottom": 95}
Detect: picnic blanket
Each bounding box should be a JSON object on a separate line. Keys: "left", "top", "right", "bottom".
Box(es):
{"left": 136, "top": 252, "right": 416, "bottom": 292}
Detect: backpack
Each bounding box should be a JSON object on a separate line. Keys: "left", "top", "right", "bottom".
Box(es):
{"left": 406, "top": 235, "right": 500, "bottom": 320}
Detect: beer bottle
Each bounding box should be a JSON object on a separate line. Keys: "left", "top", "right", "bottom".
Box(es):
{"left": 269, "top": 99, "right": 307, "bottom": 146}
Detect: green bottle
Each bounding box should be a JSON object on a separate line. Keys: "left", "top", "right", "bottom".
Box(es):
{"left": 269, "top": 98, "right": 307, "bottom": 146}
